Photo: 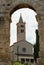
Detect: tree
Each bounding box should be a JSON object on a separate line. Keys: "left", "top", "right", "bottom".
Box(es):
{"left": 34, "top": 29, "right": 40, "bottom": 62}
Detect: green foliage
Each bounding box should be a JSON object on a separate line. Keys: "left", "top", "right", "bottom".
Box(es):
{"left": 28, "top": 62, "right": 31, "bottom": 65}
{"left": 12, "top": 61, "right": 24, "bottom": 65}
{"left": 12, "top": 61, "right": 32, "bottom": 65}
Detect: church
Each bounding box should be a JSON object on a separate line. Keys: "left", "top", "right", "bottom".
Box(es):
{"left": 10, "top": 14, "right": 34, "bottom": 63}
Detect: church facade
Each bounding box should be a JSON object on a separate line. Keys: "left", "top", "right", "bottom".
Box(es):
{"left": 10, "top": 14, "right": 34, "bottom": 63}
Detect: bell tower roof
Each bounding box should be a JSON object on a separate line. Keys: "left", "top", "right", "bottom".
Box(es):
{"left": 19, "top": 13, "right": 23, "bottom": 23}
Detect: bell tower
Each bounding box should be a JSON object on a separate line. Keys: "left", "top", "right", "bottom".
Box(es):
{"left": 16, "top": 14, "right": 26, "bottom": 42}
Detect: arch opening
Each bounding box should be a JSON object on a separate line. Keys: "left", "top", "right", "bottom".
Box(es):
{"left": 10, "top": 8, "right": 38, "bottom": 46}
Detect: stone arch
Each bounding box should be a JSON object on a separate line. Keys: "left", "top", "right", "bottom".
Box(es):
{"left": 10, "top": 4, "right": 38, "bottom": 45}
{"left": 10, "top": 2, "right": 44, "bottom": 61}
{"left": 10, "top": 3, "right": 36, "bottom": 16}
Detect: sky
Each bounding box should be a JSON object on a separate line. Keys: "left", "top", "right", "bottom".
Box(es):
{"left": 10, "top": 8, "right": 38, "bottom": 46}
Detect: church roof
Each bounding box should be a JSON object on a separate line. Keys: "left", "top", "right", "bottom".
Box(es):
{"left": 10, "top": 40, "right": 33, "bottom": 47}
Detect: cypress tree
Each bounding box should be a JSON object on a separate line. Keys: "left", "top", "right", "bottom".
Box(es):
{"left": 34, "top": 29, "right": 40, "bottom": 62}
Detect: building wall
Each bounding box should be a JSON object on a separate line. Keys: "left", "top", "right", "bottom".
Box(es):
{"left": 10, "top": 40, "right": 34, "bottom": 61}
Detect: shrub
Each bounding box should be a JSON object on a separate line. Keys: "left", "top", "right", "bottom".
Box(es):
{"left": 12, "top": 61, "right": 24, "bottom": 65}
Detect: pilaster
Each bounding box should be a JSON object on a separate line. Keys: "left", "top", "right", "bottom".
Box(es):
{"left": 36, "top": 14, "right": 44, "bottom": 57}
{"left": 0, "top": 12, "right": 11, "bottom": 65}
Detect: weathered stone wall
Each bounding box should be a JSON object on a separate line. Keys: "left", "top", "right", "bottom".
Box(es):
{"left": 0, "top": 12, "right": 11, "bottom": 65}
